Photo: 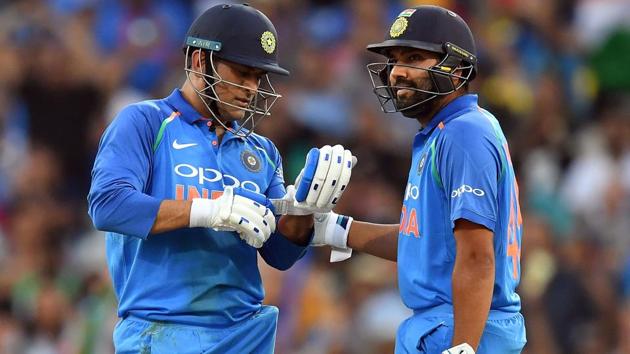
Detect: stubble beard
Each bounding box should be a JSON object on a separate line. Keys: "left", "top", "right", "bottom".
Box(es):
{"left": 394, "top": 77, "right": 439, "bottom": 119}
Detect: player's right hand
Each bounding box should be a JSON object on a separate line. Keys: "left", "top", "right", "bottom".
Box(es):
{"left": 189, "top": 186, "right": 276, "bottom": 248}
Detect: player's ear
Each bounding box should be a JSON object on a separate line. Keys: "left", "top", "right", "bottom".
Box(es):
{"left": 191, "top": 49, "right": 207, "bottom": 73}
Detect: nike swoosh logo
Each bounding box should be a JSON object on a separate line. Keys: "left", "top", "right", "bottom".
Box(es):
{"left": 172, "top": 140, "right": 198, "bottom": 150}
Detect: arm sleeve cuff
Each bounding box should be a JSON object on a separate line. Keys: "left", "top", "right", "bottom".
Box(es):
{"left": 451, "top": 208, "right": 496, "bottom": 232}
{"left": 258, "top": 227, "right": 310, "bottom": 271}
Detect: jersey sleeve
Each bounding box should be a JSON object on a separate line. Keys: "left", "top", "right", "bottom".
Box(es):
{"left": 258, "top": 142, "right": 308, "bottom": 270}
{"left": 87, "top": 105, "right": 162, "bottom": 239}
{"left": 264, "top": 143, "right": 286, "bottom": 199}
{"left": 437, "top": 125, "right": 501, "bottom": 232}
{"left": 258, "top": 231, "right": 309, "bottom": 271}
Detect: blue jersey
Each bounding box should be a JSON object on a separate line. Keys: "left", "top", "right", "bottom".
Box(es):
{"left": 398, "top": 94, "right": 522, "bottom": 317}
{"left": 88, "top": 89, "right": 307, "bottom": 328}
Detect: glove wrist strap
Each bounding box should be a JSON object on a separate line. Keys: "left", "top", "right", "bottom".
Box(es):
{"left": 189, "top": 198, "right": 218, "bottom": 228}
{"left": 326, "top": 214, "right": 353, "bottom": 249}
{"left": 327, "top": 214, "right": 353, "bottom": 262}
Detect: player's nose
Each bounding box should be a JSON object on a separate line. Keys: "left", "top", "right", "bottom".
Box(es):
{"left": 389, "top": 64, "right": 408, "bottom": 85}
{"left": 241, "top": 76, "right": 259, "bottom": 92}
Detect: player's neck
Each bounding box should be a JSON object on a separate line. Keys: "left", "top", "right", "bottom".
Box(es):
{"left": 181, "top": 81, "right": 229, "bottom": 142}
{"left": 214, "top": 125, "right": 226, "bottom": 143}
{"left": 181, "top": 81, "right": 214, "bottom": 118}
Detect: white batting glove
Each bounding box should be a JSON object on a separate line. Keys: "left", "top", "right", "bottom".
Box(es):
{"left": 442, "top": 343, "right": 475, "bottom": 354}
{"left": 189, "top": 186, "right": 276, "bottom": 248}
{"left": 294, "top": 145, "right": 356, "bottom": 213}
{"left": 312, "top": 211, "right": 353, "bottom": 262}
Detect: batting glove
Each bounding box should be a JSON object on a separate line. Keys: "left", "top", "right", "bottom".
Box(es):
{"left": 294, "top": 145, "right": 356, "bottom": 213}
{"left": 312, "top": 211, "right": 353, "bottom": 262}
{"left": 442, "top": 343, "right": 475, "bottom": 354}
{"left": 189, "top": 186, "right": 276, "bottom": 248}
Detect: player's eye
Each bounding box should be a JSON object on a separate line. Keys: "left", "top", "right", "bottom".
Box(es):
{"left": 408, "top": 54, "right": 422, "bottom": 62}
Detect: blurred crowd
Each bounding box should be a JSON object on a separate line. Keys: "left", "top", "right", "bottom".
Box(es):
{"left": 0, "top": 0, "right": 628, "bottom": 353}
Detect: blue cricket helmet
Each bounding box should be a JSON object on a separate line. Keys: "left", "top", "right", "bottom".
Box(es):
{"left": 185, "top": 3, "right": 289, "bottom": 76}
{"left": 366, "top": 5, "right": 478, "bottom": 117}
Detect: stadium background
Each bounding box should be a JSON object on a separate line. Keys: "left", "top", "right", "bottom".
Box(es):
{"left": 0, "top": 0, "right": 628, "bottom": 353}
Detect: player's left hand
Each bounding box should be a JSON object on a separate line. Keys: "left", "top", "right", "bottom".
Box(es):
{"left": 294, "top": 145, "right": 357, "bottom": 213}
{"left": 442, "top": 343, "right": 475, "bottom": 354}
{"left": 311, "top": 211, "right": 353, "bottom": 262}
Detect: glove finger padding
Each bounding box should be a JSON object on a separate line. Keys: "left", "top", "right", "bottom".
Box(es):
{"left": 263, "top": 207, "right": 277, "bottom": 233}
{"left": 231, "top": 201, "right": 272, "bottom": 236}
{"left": 294, "top": 145, "right": 356, "bottom": 214}
{"left": 315, "top": 144, "right": 345, "bottom": 209}
{"left": 329, "top": 150, "right": 355, "bottom": 209}
{"left": 305, "top": 145, "right": 332, "bottom": 206}
{"left": 231, "top": 196, "right": 273, "bottom": 248}
{"left": 233, "top": 186, "right": 275, "bottom": 214}
{"left": 294, "top": 149, "right": 319, "bottom": 202}
{"left": 216, "top": 186, "right": 235, "bottom": 225}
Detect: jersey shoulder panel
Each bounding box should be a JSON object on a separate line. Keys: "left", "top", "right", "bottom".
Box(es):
{"left": 118, "top": 99, "right": 180, "bottom": 152}
{"left": 440, "top": 109, "right": 496, "bottom": 145}
{"left": 134, "top": 99, "right": 178, "bottom": 127}
{"left": 113, "top": 99, "right": 173, "bottom": 131}
{"left": 437, "top": 108, "right": 507, "bottom": 179}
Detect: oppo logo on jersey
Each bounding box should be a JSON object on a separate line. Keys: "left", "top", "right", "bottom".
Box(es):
{"left": 404, "top": 183, "right": 420, "bottom": 201}
{"left": 174, "top": 164, "right": 261, "bottom": 192}
{"left": 451, "top": 184, "right": 485, "bottom": 198}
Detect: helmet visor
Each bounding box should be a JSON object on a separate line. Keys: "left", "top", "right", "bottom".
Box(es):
{"left": 366, "top": 58, "right": 474, "bottom": 115}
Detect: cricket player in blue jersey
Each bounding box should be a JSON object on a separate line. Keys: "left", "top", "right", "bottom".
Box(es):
{"left": 298, "top": 5, "right": 526, "bottom": 354}
{"left": 87, "top": 4, "right": 355, "bottom": 353}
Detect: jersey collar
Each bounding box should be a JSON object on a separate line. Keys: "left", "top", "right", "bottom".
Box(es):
{"left": 165, "top": 89, "right": 257, "bottom": 145}
{"left": 418, "top": 94, "right": 479, "bottom": 136}
{"left": 165, "top": 89, "right": 206, "bottom": 125}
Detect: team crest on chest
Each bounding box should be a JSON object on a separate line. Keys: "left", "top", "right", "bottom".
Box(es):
{"left": 241, "top": 150, "right": 261, "bottom": 172}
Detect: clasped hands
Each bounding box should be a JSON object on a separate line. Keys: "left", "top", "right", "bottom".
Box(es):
{"left": 189, "top": 145, "right": 356, "bottom": 249}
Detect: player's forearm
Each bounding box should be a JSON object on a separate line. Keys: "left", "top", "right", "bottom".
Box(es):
{"left": 347, "top": 221, "right": 398, "bottom": 261}
{"left": 451, "top": 251, "right": 495, "bottom": 350}
{"left": 277, "top": 215, "right": 314, "bottom": 246}
{"left": 149, "top": 200, "right": 192, "bottom": 234}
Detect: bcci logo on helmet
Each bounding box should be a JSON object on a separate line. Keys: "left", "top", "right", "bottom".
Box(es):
{"left": 261, "top": 31, "right": 276, "bottom": 54}
{"left": 389, "top": 17, "right": 408, "bottom": 38}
